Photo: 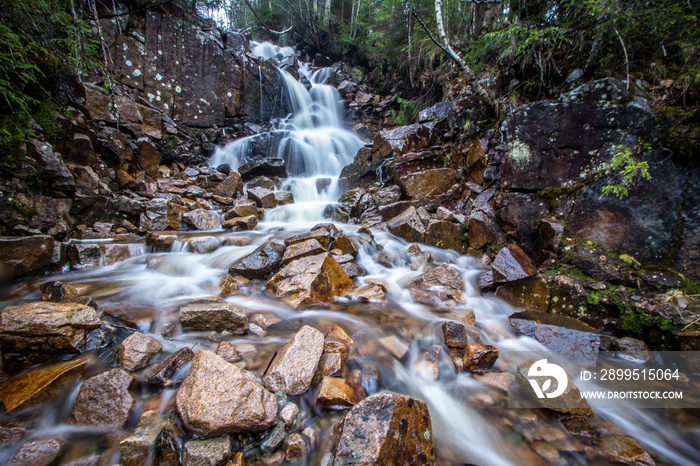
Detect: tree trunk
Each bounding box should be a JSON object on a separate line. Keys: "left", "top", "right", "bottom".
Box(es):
{"left": 324, "top": 0, "right": 331, "bottom": 25}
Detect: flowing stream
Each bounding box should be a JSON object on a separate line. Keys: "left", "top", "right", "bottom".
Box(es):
{"left": 0, "top": 44, "right": 698, "bottom": 466}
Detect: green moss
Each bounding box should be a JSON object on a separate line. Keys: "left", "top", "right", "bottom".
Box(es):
{"left": 620, "top": 310, "right": 673, "bottom": 334}
{"left": 587, "top": 290, "right": 601, "bottom": 306}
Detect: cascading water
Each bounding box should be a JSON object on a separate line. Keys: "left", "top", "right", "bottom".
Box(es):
{"left": 1, "top": 41, "right": 698, "bottom": 466}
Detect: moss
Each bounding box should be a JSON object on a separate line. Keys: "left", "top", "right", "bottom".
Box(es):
{"left": 587, "top": 290, "right": 601, "bottom": 306}
{"left": 620, "top": 310, "right": 673, "bottom": 334}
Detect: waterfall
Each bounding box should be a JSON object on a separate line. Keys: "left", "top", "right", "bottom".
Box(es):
{"left": 210, "top": 53, "right": 363, "bottom": 224}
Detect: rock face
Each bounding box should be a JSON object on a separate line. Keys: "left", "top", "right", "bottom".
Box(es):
{"left": 0, "top": 302, "right": 102, "bottom": 366}
{"left": 331, "top": 392, "right": 435, "bottom": 465}
{"left": 179, "top": 303, "right": 248, "bottom": 334}
{"left": 0, "top": 235, "right": 54, "bottom": 279}
{"left": 399, "top": 168, "right": 455, "bottom": 199}
{"left": 176, "top": 350, "right": 277, "bottom": 437}
{"left": 119, "top": 332, "right": 162, "bottom": 371}
{"left": 264, "top": 325, "right": 324, "bottom": 396}
{"left": 68, "top": 368, "right": 135, "bottom": 426}
{"left": 229, "top": 241, "right": 285, "bottom": 279}
{"left": 266, "top": 254, "right": 353, "bottom": 309}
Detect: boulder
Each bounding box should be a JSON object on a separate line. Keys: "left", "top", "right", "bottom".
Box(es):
{"left": 247, "top": 186, "right": 277, "bottom": 209}
{"left": 331, "top": 392, "right": 435, "bottom": 465}
{"left": 315, "top": 377, "right": 365, "bottom": 410}
{"left": 0, "top": 302, "right": 102, "bottom": 365}
{"left": 266, "top": 254, "right": 354, "bottom": 308}
{"left": 216, "top": 341, "right": 241, "bottom": 363}
{"left": 229, "top": 240, "right": 286, "bottom": 278}
{"left": 331, "top": 234, "right": 359, "bottom": 257}
{"left": 188, "top": 236, "right": 222, "bottom": 254}
{"left": 597, "top": 436, "right": 655, "bottom": 466}
{"left": 140, "top": 198, "right": 169, "bottom": 231}
{"left": 571, "top": 244, "right": 628, "bottom": 283}
{"left": 399, "top": 168, "right": 455, "bottom": 200}
{"left": 408, "top": 263, "right": 464, "bottom": 292}
{"left": 182, "top": 209, "right": 220, "bottom": 231}
{"left": 495, "top": 275, "right": 551, "bottom": 312}
{"left": 425, "top": 220, "right": 462, "bottom": 252}
{"left": 0, "top": 236, "right": 55, "bottom": 279}
{"left": 120, "top": 408, "right": 170, "bottom": 466}
{"left": 119, "top": 332, "right": 162, "bottom": 371}
{"left": 179, "top": 302, "right": 248, "bottom": 334}
{"left": 468, "top": 210, "right": 503, "bottom": 250}
{"left": 176, "top": 350, "right": 277, "bottom": 436}
{"left": 66, "top": 243, "right": 102, "bottom": 268}
{"left": 282, "top": 238, "right": 326, "bottom": 264}
{"left": 461, "top": 344, "right": 499, "bottom": 373}
{"left": 264, "top": 325, "right": 324, "bottom": 395}
{"left": 223, "top": 215, "right": 258, "bottom": 231}
{"left": 238, "top": 158, "right": 286, "bottom": 180}
{"left": 7, "top": 436, "right": 66, "bottom": 466}
{"left": 183, "top": 437, "right": 232, "bottom": 466}
{"left": 68, "top": 368, "right": 135, "bottom": 426}
{"left": 0, "top": 356, "right": 88, "bottom": 412}
{"left": 386, "top": 207, "right": 426, "bottom": 243}
{"left": 143, "top": 347, "right": 195, "bottom": 389}
{"left": 213, "top": 172, "right": 243, "bottom": 198}
{"left": 226, "top": 199, "right": 259, "bottom": 219}
{"left": 284, "top": 228, "right": 331, "bottom": 249}
{"left": 442, "top": 321, "right": 467, "bottom": 348}
{"left": 491, "top": 244, "right": 536, "bottom": 283}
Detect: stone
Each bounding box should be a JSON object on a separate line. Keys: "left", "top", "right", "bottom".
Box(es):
{"left": 612, "top": 337, "right": 651, "bottom": 362}
{"left": 399, "top": 168, "right": 455, "bottom": 200}
{"left": 102, "top": 243, "right": 142, "bottom": 265}
{"left": 120, "top": 408, "right": 170, "bottom": 466}
{"left": 515, "top": 359, "right": 594, "bottom": 417}
{"left": 266, "top": 254, "right": 353, "bottom": 309}
{"left": 0, "top": 356, "right": 88, "bottom": 412}
{"left": 143, "top": 347, "right": 195, "bottom": 389}
{"left": 284, "top": 229, "right": 331, "bottom": 249}
{"left": 216, "top": 341, "right": 242, "bottom": 363}
{"left": 223, "top": 215, "right": 258, "bottom": 230}
{"left": 176, "top": 350, "right": 277, "bottom": 436}
{"left": 66, "top": 243, "right": 102, "bottom": 268}
{"left": 571, "top": 244, "right": 628, "bottom": 283}
{"left": 331, "top": 392, "right": 435, "bottom": 465}
{"left": 285, "top": 433, "right": 308, "bottom": 462}
{"left": 331, "top": 234, "right": 359, "bottom": 257}
{"left": 182, "top": 209, "right": 220, "bottom": 231}
{"left": 227, "top": 199, "right": 259, "bottom": 219}
{"left": 229, "top": 240, "right": 286, "bottom": 279}
{"left": 0, "top": 235, "right": 54, "bottom": 279}
{"left": 462, "top": 344, "right": 499, "bottom": 373}
{"left": 183, "top": 436, "right": 231, "bottom": 466}
{"left": 138, "top": 139, "right": 162, "bottom": 180}
{"left": 597, "top": 436, "right": 655, "bottom": 465}
{"left": 560, "top": 415, "right": 597, "bottom": 437}
{"left": 179, "top": 302, "right": 248, "bottom": 334}
{"left": 442, "top": 321, "right": 467, "bottom": 348}
{"left": 316, "top": 377, "right": 365, "bottom": 410}
{"left": 274, "top": 191, "right": 294, "bottom": 205}
{"left": 147, "top": 232, "right": 178, "bottom": 249}
{"left": 468, "top": 210, "right": 502, "bottom": 250}
{"left": 40, "top": 281, "right": 80, "bottom": 303}
{"left": 140, "top": 198, "right": 169, "bottom": 231}
{"left": 119, "top": 332, "right": 162, "bottom": 371}
{"left": 282, "top": 238, "right": 326, "bottom": 264}
{"left": 509, "top": 310, "right": 600, "bottom": 368}
{"left": 187, "top": 236, "right": 222, "bottom": 254}
{"left": 425, "top": 220, "right": 462, "bottom": 252}
{"left": 8, "top": 436, "right": 66, "bottom": 466}
{"left": 536, "top": 219, "right": 565, "bottom": 251}
{"left": 386, "top": 206, "right": 426, "bottom": 243}
{"left": 0, "top": 302, "right": 102, "bottom": 365}
{"left": 213, "top": 172, "right": 243, "bottom": 198}
{"left": 247, "top": 186, "right": 277, "bottom": 209}
{"left": 408, "top": 263, "right": 464, "bottom": 292}
{"left": 345, "top": 284, "right": 386, "bottom": 303}
{"left": 264, "top": 325, "right": 324, "bottom": 395}
{"left": 68, "top": 368, "right": 135, "bottom": 426}
{"left": 239, "top": 158, "right": 286, "bottom": 180}
{"left": 279, "top": 403, "right": 299, "bottom": 427}
{"left": 379, "top": 335, "right": 410, "bottom": 359}
{"left": 495, "top": 275, "right": 551, "bottom": 312}
{"left": 491, "top": 244, "right": 536, "bottom": 283}
{"left": 261, "top": 423, "right": 285, "bottom": 455}
{"left": 219, "top": 274, "right": 240, "bottom": 296}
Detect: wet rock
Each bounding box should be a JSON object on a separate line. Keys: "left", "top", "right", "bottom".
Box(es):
{"left": 40, "top": 281, "right": 80, "bottom": 303}
{"left": 215, "top": 341, "right": 242, "bottom": 363}
{"left": 536, "top": 219, "right": 565, "bottom": 252}
{"left": 143, "top": 347, "right": 195, "bottom": 389}
{"left": 261, "top": 423, "right": 285, "bottom": 454}
{"left": 0, "top": 302, "right": 102, "bottom": 364}
{"left": 8, "top": 436, "right": 66, "bottom": 466}
{"left": 183, "top": 436, "right": 231, "bottom": 466}
{"left": 0, "top": 427, "right": 27, "bottom": 446}
{"left": 176, "top": 350, "right": 277, "bottom": 436}
{"left": 247, "top": 186, "right": 277, "bottom": 209}
{"left": 119, "top": 332, "right": 162, "bottom": 371}
{"left": 515, "top": 359, "right": 594, "bottom": 417}
{"left": 314, "top": 352, "right": 344, "bottom": 380}
{"left": 345, "top": 283, "right": 385, "bottom": 303}
{"left": 399, "top": 168, "right": 455, "bottom": 200}
{"left": 274, "top": 191, "right": 294, "bottom": 205}
{"left": 284, "top": 228, "right": 331, "bottom": 249}
{"left": 285, "top": 433, "right": 308, "bottom": 462}
{"left": 213, "top": 172, "right": 243, "bottom": 198}
{"left": 612, "top": 337, "right": 650, "bottom": 362}
{"left": 140, "top": 198, "right": 169, "bottom": 232}
{"left": 68, "top": 368, "right": 135, "bottom": 426}
{"left": 316, "top": 377, "right": 365, "bottom": 410}
{"left": 120, "top": 408, "right": 170, "bottom": 466}
{"left": 219, "top": 275, "right": 240, "bottom": 297}
{"left": 279, "top": 402, "right": 299, "bottom": 427}
{"left": 509, "top": 310, "right": 600, "bottom": 368}
{"left": 264, "top": 325, "right": 324, "bottom": 395}
{"left": 0, "top": 356, "right": 88, "bottom": 412}
{"left": 229, "top": 240, "right": 285, "bottom": 279}
{"left": 386, "top": 206, "right": 426, "bottom": 243}
{"left": 379, "top": 335, "right": 410, "bottom": 359}
{"left": 378, "top": 201, "right": 412, "bottom": 221}
{"left": 179, "top": 302, "right": 248, "bottom": 334}
{"left": 188, "top": 236, "right": 222, "bottom": 254}
{"left": 408, "top": 263, "right": 464, "bottom": 292}
{"left": 461, "top": 344, "right": 499, "bottom": 373}
{"left": 266, "top": 254, "right": 353, "bottom": 309}
{"left": 376, "top": 124, "right": 433, "bottom": 156}
{"left": 66, "top": 243, "right": 102, "bottom": 268}
{"left": 571, "top": 244, "right": 628, "bottom": 283}
{"left": 560, "top": 415, "right": 597, "bottom": 437}
{"left": 597, "top": 436, "right": 655, "bottom": 465}
{"left": 548, "top": 274, "right": 591, "bottom": 320}
{"left": 425, "top": 220, "right": 462, "bottom": 252}
{"left": 495, "top": 275, "right": 551, "bottom": 312}
{"left": 182, "top": 209, "right": 220, "bottom": 231}
{"left": 442, "top": 321, "right": 467, "bottom": 348}
{"left": 102, "top": 243, "right": 142, "bottom": 265}
{"left": 226, "top": 199, "right": 259, "bottom": 219}
{"left": 468, "top": 210, "right": 503, "bottom": 250}
{"left": 331, "top": 234, "right": 359, "bottom": 257}
{"left": 491, "top": 244, "right": 536, "bottom": 284}
{"left": 282, "top": 238, "right": 326, "bottom": 264}
{"left": 147, "top": 232, "right": 178, "bottom": 249}
{"left": 331, "top": 392, "right": 435, "bottom": 465}
{"left": 341, "top": 261, "right": 366, "bottom": 278}
{"left": 0, "top": 235, "right": 54, "bottom": 279}
{"left": 239, "top": 158, "right": 286, "bottom": 180}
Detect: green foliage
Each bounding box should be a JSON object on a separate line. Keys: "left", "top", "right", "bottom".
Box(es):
{"left": 621, "top": 310, "right": 673, "bottom": 334}
{"left": 600, "top": 144, "right": 651, "bottom": 199}
{"left": 390, "top": 97, "right": 419, "bottom": 125}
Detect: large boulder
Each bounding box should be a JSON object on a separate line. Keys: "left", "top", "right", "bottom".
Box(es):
{"left": 229, "top": 240, "right": 285, "bottom": 279}
{"left": 331, "top": 392, "right": 435, "bottom": 465}
{"left": 176, "top": 350, "right": 277, "bottom": 437}
{"left": 213, "top": 171, "right": 243, "bottom": 198}
{"left": 179, "top": 302, "right": 248, "bottom": 334}
{"left": 399, "top": 168, "right": 455, "bottom": 200}
{"left": 0, "top": 236, "right": 55, "bottom": 279}
{"left": 182, "top": 209, "right": 220, "bottom": 231}
{"left": 263, "top": 325, "right": 325, "bottom": 396}
{"left": 386, "top": 207, "right": 426, "bottom": 243}
{"left": 68, "top": 368, "right": 135, "bottom": 426}
{"left": 266, "top": 253, "right": 354, "bottom": 308}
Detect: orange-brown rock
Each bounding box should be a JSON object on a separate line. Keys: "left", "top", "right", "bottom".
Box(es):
{"left": 68, "top": 368, "right": 135, "bottom": 426}
{"left": 264, "top": 325, "right": 324, "bottom": 396}
{"left": 315, "top": 377, "right": 364, "bottom": 410}
{"left": 282, "top": 238, "right": 326, "bottom": 264}
{"left": 119, "top": 332, "right": 162, "bottom": 371}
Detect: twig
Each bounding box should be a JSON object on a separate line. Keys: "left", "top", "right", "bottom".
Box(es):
{"left": 242, "top": 0, "right": 294, "bottom": 34}
{"left": 613, "top": 26, "right": 629, "bottom": 90}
